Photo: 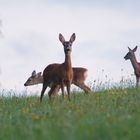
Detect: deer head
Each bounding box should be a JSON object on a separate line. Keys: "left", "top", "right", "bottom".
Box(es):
{"left": 24, "top": 70, "right": 43, "bottom": 86}
{"left": 59, "top": 33, "right": 76, "bottom": 55}
{"left": 124, "top": 46, "right": 138, "bottom": 60}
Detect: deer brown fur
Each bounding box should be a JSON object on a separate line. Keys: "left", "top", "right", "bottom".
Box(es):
{"left": 24, "top": 67, "right": 91, "bottom": 99}
{"left": 39, "top": 33, "right": 76, "bottom": 101}
{"left": 124, "top": 46, "right": 140, "bottom": 87}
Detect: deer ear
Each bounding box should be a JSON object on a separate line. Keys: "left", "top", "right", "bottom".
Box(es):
{"left": 128, "top": 47, "right": 131, "bottom": 51}
{"left": 59, "top": 33, "right": 65, "bottom": 43}
{"left": 39, "top": 72, "right": 42, "bottom": 76}
{"left": 32, "top": 70, "right": 36, "bottom": 77}
{"left": 133, "top": 46, "right": 138, "bottom": 52}
{"left": 36, "top": 72, "right": 42, "bottom": 77}
{"left": 69, "top": 33, "right": 76, "bottom": 43}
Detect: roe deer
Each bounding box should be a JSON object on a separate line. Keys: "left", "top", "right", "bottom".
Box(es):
{"left": 24, "top": 68, "right": 91, "bottom": 98}
{"left": 124, "top": 46, "right": 140, "bottom": 87}
{"left": 39, "top": 33, "right": 75, "bottom": 102}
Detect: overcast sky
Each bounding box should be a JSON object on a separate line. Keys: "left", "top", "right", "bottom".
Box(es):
{"left": 0, "top": 0, "right": 140, "bottom": 92}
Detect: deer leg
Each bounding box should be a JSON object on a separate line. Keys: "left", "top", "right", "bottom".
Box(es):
{"left": 48, "top": 85, "right": 60, "bottom": 101}
{"left": 136, "top": 76, "right": 139, "bottom": 87}
{"left": 51, "top": 85, "right": 60, "bottom": 99}
{"left": 48, "top": 87, "right": 54, "bottom": 101}
{"left": 61, "top": 83, "right": 65, "bottom": 100}
{"left": 66, "top": 81, "right": 71, "bottom": 101}
{"left": 40, "top": 82, "right": 48, "bottom": 102}
{"left": 53, "top": 85, "right": 60, "bottom": 96}
{"left": 82, "top": 83, "right": 91, "bottom": 94}
{"left": 74, "top": 82, "right": 91, "bottom": 94}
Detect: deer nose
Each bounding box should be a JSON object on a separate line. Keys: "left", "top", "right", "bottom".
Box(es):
{"left": 66, "top": 48, "right": 71, "bottom": 51}
{"left": 24, "top": 83, "right": 27, "bottom": 86}
{"left": 124, "top": 56, "right": 127, "bottom": 60}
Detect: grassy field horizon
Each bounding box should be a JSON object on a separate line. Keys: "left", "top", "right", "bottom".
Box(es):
{"left": 0, "top": 87, "right": 140, "bottom": 140}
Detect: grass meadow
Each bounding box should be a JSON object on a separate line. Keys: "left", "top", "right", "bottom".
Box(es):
{"left": 0, "top": 86, "right": 140, "bottom": 140}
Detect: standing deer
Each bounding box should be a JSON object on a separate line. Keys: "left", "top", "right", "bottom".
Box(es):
{"left": 124, "top": 46, "right": 140, "bottom": 87}
{"left": 39, "top": 33, "right": 75, "bottom": 102}
{"left": 24, "top": 68, "right": 91, "bottom": 98}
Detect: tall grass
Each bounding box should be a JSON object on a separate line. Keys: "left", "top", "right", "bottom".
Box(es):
{"left": 0, "top": 86, "right": 140, "bottom": 140}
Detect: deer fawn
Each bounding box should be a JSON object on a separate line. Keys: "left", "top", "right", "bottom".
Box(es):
{"left": 38, "top": 33, "right": 75, "bottom": 102}
{"left": 124, "top": 46, "right": 140, "bottom": 87}
{"left": 24, "top": 68, "right": 91, "bottom": 99}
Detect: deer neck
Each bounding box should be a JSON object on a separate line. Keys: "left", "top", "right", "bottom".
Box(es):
{"left": 38, "top": 76, "right": 44, "bottom": 83}
{"left": 64, "top": 54, "right": 72, "bottom": 70}
{"left": 130, "top": 55, "right": 139, "bottom": 70}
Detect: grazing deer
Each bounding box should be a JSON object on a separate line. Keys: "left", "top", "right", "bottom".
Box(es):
{"left": 124, "top": 46, "right": 140, "bottom": 87}
{"left": 38, "top": 33, "right": 75, "bottom": 102}
{"left": 24, "top": 68, "right": 91, "bottom": 98}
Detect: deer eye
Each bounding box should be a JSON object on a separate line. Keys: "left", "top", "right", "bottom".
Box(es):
{"left": 28, "top": 78, "right": 32, "bottom": 82}
{"left": 69, "top": 42, "right": 72, "bottom": 46}
{"left": 63, "top": 42, "right": 66, "bottom": 46}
